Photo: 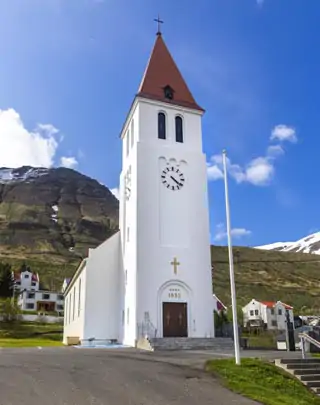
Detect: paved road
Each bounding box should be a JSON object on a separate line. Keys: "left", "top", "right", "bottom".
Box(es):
{"left": 0, "top": 347, "right": 262, "bottom": 405}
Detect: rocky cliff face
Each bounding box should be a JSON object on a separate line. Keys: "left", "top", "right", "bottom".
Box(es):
{"left": 0, "top": 166, "right": 119, "bottom": 259}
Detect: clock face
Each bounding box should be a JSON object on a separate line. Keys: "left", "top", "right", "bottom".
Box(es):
{"left": 161, "top": 165, "right": 185, "bottom": 191}
{"left": 125, "top": 186, "right": 131, "bottom": 200}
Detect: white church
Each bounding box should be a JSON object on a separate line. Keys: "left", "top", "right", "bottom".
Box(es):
{"left": 63, "top": 29, "right": 221, "bottom": 349}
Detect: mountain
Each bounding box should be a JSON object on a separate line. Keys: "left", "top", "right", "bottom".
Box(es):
{"left": 0, "top": 166, "right": 119, "bottom": 263}
{"left": 256, "top": 232, "right": 320, "bottom": 255}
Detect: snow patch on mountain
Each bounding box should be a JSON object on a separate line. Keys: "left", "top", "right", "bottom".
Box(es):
{"left": 256, "top": 232, "right": 320, "bottom": 255}
{"left": 0, "top": 167, "right": 49, "bottom": 184}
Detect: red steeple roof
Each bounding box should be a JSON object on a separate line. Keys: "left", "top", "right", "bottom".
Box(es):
{"left": 137, "top": 34, "right": 204, "bottom": 112}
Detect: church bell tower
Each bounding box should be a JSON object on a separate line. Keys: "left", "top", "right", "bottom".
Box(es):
{"left": 119, "top": 27, "right": 214, "bottom": 345}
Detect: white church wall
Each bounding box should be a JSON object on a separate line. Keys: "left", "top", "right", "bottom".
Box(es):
{"left": 63, "top": 263, "right": 87, "bottom": 344}
{"left": 132, "top": 101, "right": 214, "bottom": 339}
{"left": 121, "top": 145, "right": 138, "bottom": 346}
{"left": 82, "top": 231, "right": 122, "bottom": 342}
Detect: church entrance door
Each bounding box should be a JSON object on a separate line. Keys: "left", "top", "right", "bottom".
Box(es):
{"left": 162, "top": 302, "right": 188, "bottom": 337}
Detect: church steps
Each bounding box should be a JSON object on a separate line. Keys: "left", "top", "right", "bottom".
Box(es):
{"left": 138, "top": 337, "right": 234, "bottom": 351}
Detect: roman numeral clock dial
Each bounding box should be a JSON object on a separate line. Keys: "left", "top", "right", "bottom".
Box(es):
{"left": 161, "top": 165, "right": 185, "bottom": 191}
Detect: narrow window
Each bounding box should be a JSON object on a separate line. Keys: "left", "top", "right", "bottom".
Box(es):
{"left": 125, "top": 270, "right": 127, "bottom": 285}
{"left": 78, "top": 278, "right": 81, "bottom": 317}
{"left": 131, "top": 119, "right": 134, "bottom": 147}
{"left": 175, "top": 116, "right": 183, "bottom": 143}
{"left": 64, "top": 297, "right": 68, "bottom": 326}
{"left": 73, "top": 286, "right": 76, "bottom": 321}
{"left": 68, "top": 294, "right": 72, "bottom": 324}
{"left": 127, "top": 308, "right": 130, "bottom": 325}
{"left": 158, "top": 112, "right": 166, "bottom": 139}
{"left": 126, "top": 129, "right": 130, "bottom": 156}
{"left": 127, "top": 227, "right": 130, "bottom": 242}
{"left": 122, "top": 310, "right": 125, "bottom": 325}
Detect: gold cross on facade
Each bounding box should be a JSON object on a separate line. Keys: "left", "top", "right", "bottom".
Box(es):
{"left": 170, "top": 257, "right": 180, "bottom": 275}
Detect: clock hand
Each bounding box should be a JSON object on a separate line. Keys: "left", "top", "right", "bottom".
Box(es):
{"left": 170, "top": 176, "right": 183, "bottom": 187}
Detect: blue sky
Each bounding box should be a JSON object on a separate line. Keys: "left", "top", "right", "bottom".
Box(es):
{"left": 0, "top": 0, "right": 318, "bottom": 247}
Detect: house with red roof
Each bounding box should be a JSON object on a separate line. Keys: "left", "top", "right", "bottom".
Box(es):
{"left": 12, "top": 266, "right": 40, "bottom": 292}
{"left": 242, "top": 299, "right": 294, "bottom": 331}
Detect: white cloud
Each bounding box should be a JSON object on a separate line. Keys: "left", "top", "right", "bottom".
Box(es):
{"left": 270, "top": 125, "right": 297, "bottom": 143}
{"left": 267, "top": 144, "right": 284, "bottom": 157}
{"left": 208, "top": 154, "right": 274, "bottom": 186}
{"left": 207, "top": 124, "right": 297, "bottom": 186}
{"left": 245, "top": 157, "right": 274, "bottom": 186}
{"left": 0, "top": 108, "right": 59, "bottom": 168}
{"left": 207, "top": 163, "right": 223, "bottom": 181}
{"left": 214, "top": 223, "right": 252, "bottom": 242}
{"left": 60, "top": 156, "right": 78, "bottom": 169}
{"left": 110, "top": 187, "right": 119, "bottom": 200}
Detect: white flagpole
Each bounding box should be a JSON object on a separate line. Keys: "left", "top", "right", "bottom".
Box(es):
{"left": 222, "top": 149, "right": 241, "bottom": 365}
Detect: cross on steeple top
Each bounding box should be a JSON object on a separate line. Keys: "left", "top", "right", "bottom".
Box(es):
{"left": 154, "top": 14, "right": 164, "bottom": 35}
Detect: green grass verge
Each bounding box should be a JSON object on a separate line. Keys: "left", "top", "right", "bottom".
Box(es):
{"left": 0, "top": 338, "right": 63, "bottom": 347}
{"left": 0, "top": 321, "right": 63, "bottom": 347}
{"left": 206, "top": 358, "right": 320, "bottom": 405}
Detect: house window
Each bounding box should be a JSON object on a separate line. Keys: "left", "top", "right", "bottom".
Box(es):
{"left": 27, "top": 292, "right": 35, "bottom": 299}
{"left": 250, "top": 310, "right": 254, "bottom": 316}
{"left": 131, "top": 119, "right": 134, "bottom": 147}
{"left": 175, "top": 116, "right": 183, "bottom": 143}
{"left": 255, "top": 310, "right": 259, "bottom": 315}
{"left": 57, "top": 304, "right": 64, "bottom": 311}
{"left": 158, "top": 112, "right": 166, "bottom": 139}
{"left": 126, "top": 129, "right": 130, "bottom": 156}
{"left": 26, "top": 303, "right": 34, "bottom": 309}
{"left": 278, "top": 309, "right": 282, "bottom": 315}
{"left": 127, "top": 308, "right": 130, "bottom": 325}
{"left": 271, "top": 308, "right": 275, "bottom": 315}
{"left": 271, "top": 320, "right": 277, "bottom": 327}
{"left": 24, "top": 274, "right": 29, "bottom": 279}
{"left": 31, "top": 282, "right": 36, "bottom": 286}
{"left": 58, "top": 294, "right": 64, "bottom": 301}
{"left": 42, "top": 293, "right": 50, "bottom": 300}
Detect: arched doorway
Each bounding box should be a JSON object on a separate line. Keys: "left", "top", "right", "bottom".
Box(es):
{"left": 158, "top": 280, "right": 192, "bottom": 338}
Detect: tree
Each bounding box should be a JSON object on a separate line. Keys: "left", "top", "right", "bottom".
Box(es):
{"left": 0, "top": 262, "right": 13, "bottom": 298}
{"left": 0, "top": 298, "right": 21, "bottom": 322}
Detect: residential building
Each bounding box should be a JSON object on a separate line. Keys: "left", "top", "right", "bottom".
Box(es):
{"left": 242, "top": 299, "right": 294, "bottom": 331}
{"left": 18, "top": 290, "right": 64, "bottom": 313}
{"left": 13, "top": 267, "right": 40, "bottom": 292}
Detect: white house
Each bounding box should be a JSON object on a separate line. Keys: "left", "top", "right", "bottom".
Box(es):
{"left": 18, "top": 290, "right": 64, "bottom": 313}
{"left": 63, "top": 30, "right": 215, "bottom": 347}
{"left": 13, "top": 268, "right": 40, "bottom": 292}
{"left": 242, "top": 299, "right": 294, "bottom": 331}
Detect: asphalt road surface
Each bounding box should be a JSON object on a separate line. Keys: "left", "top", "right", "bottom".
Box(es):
{"left": 0, "top": 347, "right": 261, "bottom": 405}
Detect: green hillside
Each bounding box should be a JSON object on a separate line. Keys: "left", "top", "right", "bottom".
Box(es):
{"left": 212, "top": 246, "right": 320, "bottom": 312}
{"left": 2, "top": 245, "right": 320, "bottom": 312}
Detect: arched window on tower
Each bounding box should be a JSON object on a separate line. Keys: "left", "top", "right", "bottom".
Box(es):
{"left": 175, "top": 116, "right": 183, "bottom": 143}
{"left": 158, "top": 112, "right": 166, "bottom": 139}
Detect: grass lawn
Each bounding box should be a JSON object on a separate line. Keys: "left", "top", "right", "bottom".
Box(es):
{"left": 206, "top": 358, "right": 320, "bottom": 405}
{"left": 242, "top": 333, "right": 277, "bottom": 349}
{"left": 0, "top": 321, "right": 63, "bottom": 347}
{"left": 0, "top": 338, "right": 63, "bottom": 347}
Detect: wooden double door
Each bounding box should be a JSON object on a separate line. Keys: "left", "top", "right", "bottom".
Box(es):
{"left": 162, "top": 302, "right": 188, "bottom": 337}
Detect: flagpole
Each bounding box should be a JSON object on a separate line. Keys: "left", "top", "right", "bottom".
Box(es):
{"left": 222, "top": 149, "right": 241, "bottom": 365}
